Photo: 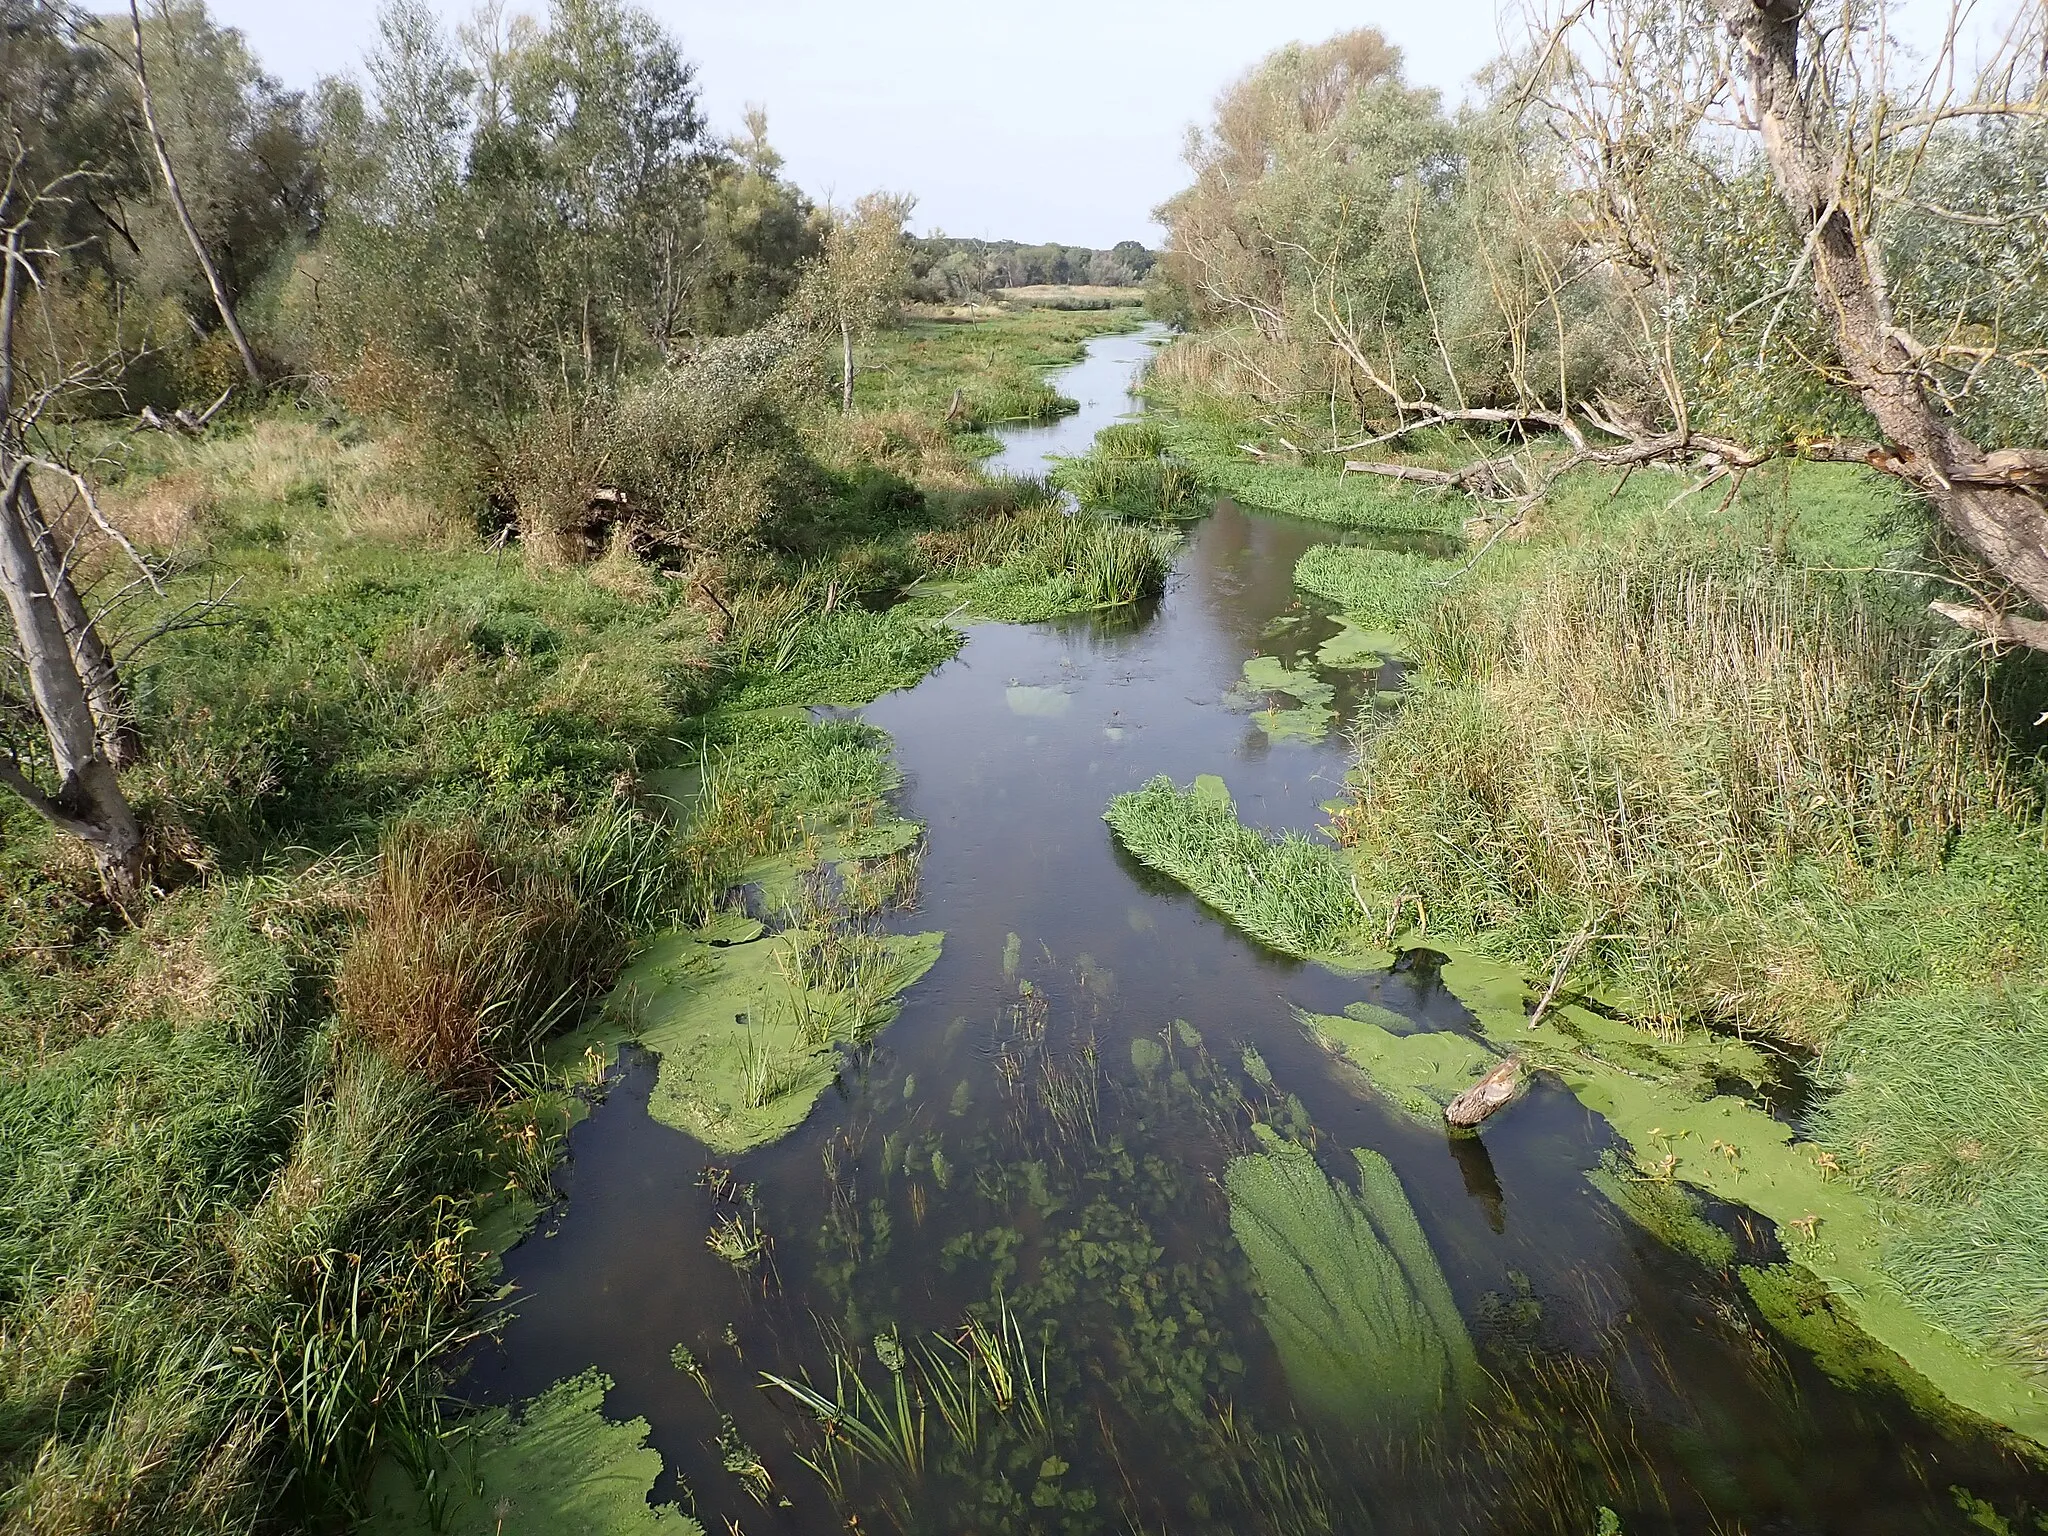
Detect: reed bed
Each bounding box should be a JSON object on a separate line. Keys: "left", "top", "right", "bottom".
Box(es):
{"left": 1338, "top": 552, "right": 2028, "bottom": 1035}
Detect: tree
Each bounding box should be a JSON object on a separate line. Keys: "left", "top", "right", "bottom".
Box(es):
{"left": 1, "top": 165, "right": 149, "bottom": 901}
{"left": 321, "top": 0, "right": 725, "bottom": 417}
{"left": 1163, "top": 8, "right": 2048, "bottom": 649}
{"left": 796, "top": 190, "right": 913, "bottom": 413}
{"left": 124, "top": 0, "right": 261, "bottom": 384}
{"left": 1715, "top": 0, "right": 2048, "bottom": 647}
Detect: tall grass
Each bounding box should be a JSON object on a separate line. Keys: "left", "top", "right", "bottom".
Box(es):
{"left": 1811, "top": 982, "right": 2048, "bottom": 1369}
{"left": 916, "top": 506, "right": 1173, "bottom": 621}
{"left": 337, "top": 808, "right": 680, "bottom": 1094}
{"left": 1337, "top": 551, "right": 2029, "bottom": 1034}
{"left": 1052, "top": 420, "right": 1205, "bottom": 521}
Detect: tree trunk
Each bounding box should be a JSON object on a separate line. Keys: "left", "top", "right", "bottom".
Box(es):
{"left": 128, "top": 0, "right": 262, "bottom": 389}
{"left": 19, "top": 475, "right": 141, "bottom": 765}
{"left": 841, "top": 314, "right": 855, "bottom": 414}
{"left": 1724, "top": 0, "right": 2048, "bottom": 628}
{"left": 0, "top": 471, "right": 145, "bottom": 901}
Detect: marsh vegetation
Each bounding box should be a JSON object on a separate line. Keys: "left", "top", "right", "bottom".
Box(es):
{"left": 5, "top": 0, "right": 2048, "bottom": 1532}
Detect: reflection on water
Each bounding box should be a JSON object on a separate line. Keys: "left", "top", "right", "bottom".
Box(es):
{"left": 979, "top": 323, "right": 1165, "bottom": 481}
{"left": 466, "top": 332, "right": 2047, "bottom": 1534}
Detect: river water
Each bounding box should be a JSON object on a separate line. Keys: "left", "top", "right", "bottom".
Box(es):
{"left": 465, "top": 324, "right": 2044, "bottom": 1533}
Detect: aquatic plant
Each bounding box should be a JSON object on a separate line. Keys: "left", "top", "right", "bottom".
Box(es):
{"left": 1225, "top": 1128, "right": 1477, "bottom": 1424}
{"left": 717, "top": 1414, "right": 779, "bottom": 1504}
{"left": 1293, "top": 543, "right": 1457, "bottom": 634}
{"left": 707, "top": 1209, "right": 769, "bottom": 1272}
{"left": 1103, "top": 775, "right": 1362, "bottom": 958}
{"left": 670, "top": 1344, "right": 710, "bottom": 1395}
{"left": 359, "top": 1370, "right": 701, "bottom": 1534}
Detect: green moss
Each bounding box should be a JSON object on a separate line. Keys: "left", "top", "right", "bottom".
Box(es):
{"left": 1229, "top": 655, "right": 1339, "bottom": 742}
{"left": 1428, "top": 952, "right": 2048, "bottom": 1449}
{"left": 1297, "top": 1006, "right": 1494, "bottom": 1123}
{"left": 1740, "top": 1264, "right": 1983, "bottom": 1438}
{"left": 363, "top": 1371, "right": 703, "bottom": 1535}
{"left": 1226, "top": 1127, "right": 1476, "bottom": 1424}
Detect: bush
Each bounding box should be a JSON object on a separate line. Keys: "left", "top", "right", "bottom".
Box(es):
{"left": 337, "top": 809, "right": 679, "bottom": 1093}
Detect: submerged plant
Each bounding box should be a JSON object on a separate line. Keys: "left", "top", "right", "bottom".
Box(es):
{"left": 1225, "top": 1128, "right": 1477, "bottom": 1425}
{"left": 717, "top": 1414, "right": 780, "bottom": 1505}
{"left": 708, "top": 1209, "right": 769, "bottom": 1272}
{"left": 671, "top": 1343, "right": 711, "bottom": 1394}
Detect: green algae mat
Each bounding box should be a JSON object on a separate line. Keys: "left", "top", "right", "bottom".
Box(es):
{"left": 557, "top": 918, "right": 942, "bottom": 1155}
{"left": 362, "top": 1372, "right": 703, "bottom": 1535}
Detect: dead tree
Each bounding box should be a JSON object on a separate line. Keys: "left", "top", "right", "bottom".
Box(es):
{"left": 125, "top": 0, "right": 262, "bottom": 388}
{"left": 1300, "top": 0, "right": 2048, "bottom": 648}
{"left": 1, "top": 183, "right": 148, "bottom": 901}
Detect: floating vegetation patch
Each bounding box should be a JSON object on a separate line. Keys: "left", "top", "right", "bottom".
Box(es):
{"left": 1103, "top": 775, "right": 1364, "bottom": 957}
{"left": 1314, "top": 616, "right": 1403, "bottom": 669}
{"left": 1294, "top": 544, "right": 1458, "bottom": 634}
{"left": 558, "top": 917, "right": 943, "bottom": 1154}
{"left": 362, "top": 1371, "right": 702, "bottom": 1535}
{"left": 1226, "top": 655, "right": 1337, "bottom": 742}
{"left": 1298, "top": 1004, "right": 1496, "bottom": 1123}
{"left": 1225, "top": 1127, "right": 1477, "bottom": 1424}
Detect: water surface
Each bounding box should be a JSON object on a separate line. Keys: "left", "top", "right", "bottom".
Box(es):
{"left": 467, "top": 330, "right": 2047, "bottom": 1534}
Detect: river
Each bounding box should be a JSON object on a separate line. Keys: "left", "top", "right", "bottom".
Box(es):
{"left": 461, "top": 322, "right": 2042, "bottom": 1534}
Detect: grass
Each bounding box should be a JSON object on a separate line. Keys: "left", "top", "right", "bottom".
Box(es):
{"left": 853, "top": 307, "right": 1141, "bottom": 430}
{"left": 1811, "top": 983, "right": 2048, "bottom": 1370}
{"left": 1051, "top": 420, "right": 1206, "bottom": 522}
{"left": 1, "top": 293, "right": 1149, "bottom": 1529}
{"left": 1144, "top": 402, "right": 1469, "bottom": 534}
{"left": 912, "top": 505, "right": 1175, "bottom": 623}
{"left": 1102, "top": 775, "right": 1362, "bottom": 958}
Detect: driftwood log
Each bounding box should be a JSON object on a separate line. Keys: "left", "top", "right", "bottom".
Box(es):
{"left": 1445, "top": 1058, "right": 1524, "bottom": 1129}
{"left": 136, "top": 387, "right": 232, "bottom": 437}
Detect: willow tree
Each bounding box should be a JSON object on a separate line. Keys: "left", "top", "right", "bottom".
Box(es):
{"left": 1316, "top": 1, "right": 2048, "bottom": 649}
{"left": 796, "top": 190, "right": 914, "bottom": 413}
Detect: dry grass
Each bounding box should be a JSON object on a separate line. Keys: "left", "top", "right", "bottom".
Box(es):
{"left": 335, "top": 822, "right": 584, "bottom": 1094}
{"left": 809, "top": 407, "right": 983, "bottom": 490}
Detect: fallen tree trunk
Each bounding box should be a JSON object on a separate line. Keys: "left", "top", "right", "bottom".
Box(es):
{"left": 1446, "top": 1057, "right": 1524, "bottom": 1129}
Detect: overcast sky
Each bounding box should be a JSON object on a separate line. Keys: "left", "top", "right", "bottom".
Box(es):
{"left": 206, "top": 0, "right": 1512, "bottom": 248}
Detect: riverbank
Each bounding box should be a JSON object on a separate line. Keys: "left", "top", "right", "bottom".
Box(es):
{"left": 1099, "top": 368, "right": 2048, "bottom": 1440}
{"left": 0, "top": 307, "right": 1153, "bottom": 1532}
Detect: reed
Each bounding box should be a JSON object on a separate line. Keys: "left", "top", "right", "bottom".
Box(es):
{"left": 1337, "top": 551, "right": 2029, "bottom": 1034}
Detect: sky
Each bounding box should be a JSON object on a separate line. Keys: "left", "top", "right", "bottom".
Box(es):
{"left": 207, "top": 0, "right": 1512, "bottom": 249}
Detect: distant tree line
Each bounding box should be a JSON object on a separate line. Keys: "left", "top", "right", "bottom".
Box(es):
{"left": 907, "top": 236, "right": 1156, "bottom": 302}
